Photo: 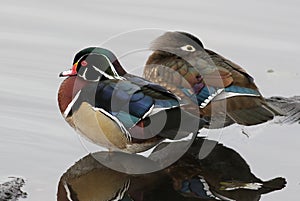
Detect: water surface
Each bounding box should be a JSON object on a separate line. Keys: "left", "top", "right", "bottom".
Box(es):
{"left": 1, "top": 0, "right": 300, "bottom": 200}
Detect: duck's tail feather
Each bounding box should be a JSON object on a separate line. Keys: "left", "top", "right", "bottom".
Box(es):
{"left": 219, "top": 177, "right": 286, "bottom": 194}
{"left": 266, "top": 96, "right": 300, "bottom": 124}
{"left": 259, "top": 177, "right": 287, "bottom": 194}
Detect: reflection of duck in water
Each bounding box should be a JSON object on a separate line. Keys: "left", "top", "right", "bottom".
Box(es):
{"left": 57, "top": 138, "right": 286, "bottom": 201}
{"left": 171, "top": 138, "right": 286, "bottom": 200}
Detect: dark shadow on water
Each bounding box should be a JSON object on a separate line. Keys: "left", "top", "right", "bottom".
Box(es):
{"left": 57, "top": 138, "right": 286, "bottom": 201}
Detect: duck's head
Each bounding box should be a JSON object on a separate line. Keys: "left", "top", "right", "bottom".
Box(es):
{"left": 147, "top": 31, "right": 223, "bottom": 79}
{"left": 150, "top": 31, "right": 205, "bottom": 57}
{"left": 60, "top": 47, "right": 126, "bottom": 81}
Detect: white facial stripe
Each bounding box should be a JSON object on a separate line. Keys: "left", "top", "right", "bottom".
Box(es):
{"left": 92, "top": 65, "right": 115, "bottom": 80}
{"left": 78, "top": 65, "right": 101, "bottom": 82}
{"left": 100, "top": 54, "right": 125, "bottom": 80}
{"left": 81, "top": 68, "right": 88, "bottom": 79}
{"left": 79, "top": 52, "right": 125, "bottom": 80}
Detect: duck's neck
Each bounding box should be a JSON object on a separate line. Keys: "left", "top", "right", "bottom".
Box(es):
{"left": 58, "top": 76, "right": 88, "bottom": 114}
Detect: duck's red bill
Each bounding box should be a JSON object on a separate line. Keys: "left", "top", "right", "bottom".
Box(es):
{"left": 59, "top": 63, "right": 78, "bottom": 77}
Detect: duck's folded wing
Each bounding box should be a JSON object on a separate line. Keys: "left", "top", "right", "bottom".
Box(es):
{"left": 205, "top": 49, "right": 255, "bottom": 84}
{"left": 223, "top": 96, "right": 278, "bottom": 126}
{"left": 199, "top": 95, "right": 280, "bottom": 128}
{"left": 74, "top": 79, "right": 201, "bottom": 140}
{"left": 75, "top": 80, "right": 155, "bottom": 128}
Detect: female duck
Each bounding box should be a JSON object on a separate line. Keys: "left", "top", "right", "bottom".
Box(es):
{"left": 144, "top": 31, "right": 281, "bottom": 128}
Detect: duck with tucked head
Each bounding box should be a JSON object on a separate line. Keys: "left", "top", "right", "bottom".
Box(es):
{"left": 58, "top": 47, "right": 200, "bottom": 153}
{"left": 144, "top": 31, "right": 282, "bottom": 128}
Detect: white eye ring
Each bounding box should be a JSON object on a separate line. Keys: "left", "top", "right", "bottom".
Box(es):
{"left": 180, "top": 45, "right": 196, "bottom": 52}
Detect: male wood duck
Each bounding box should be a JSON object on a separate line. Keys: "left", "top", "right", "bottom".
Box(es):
{"left": 58, "top": 47, "right": 200, "bottom": 153}
{"left": 144, "top": 31, "right": 282, "bottom": 128}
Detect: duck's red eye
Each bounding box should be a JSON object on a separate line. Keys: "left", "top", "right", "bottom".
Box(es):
{"left": 81, "top": 60, "right": 88, "bottom": 67}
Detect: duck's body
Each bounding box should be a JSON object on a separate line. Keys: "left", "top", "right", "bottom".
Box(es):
{"left": 58, "top": 47, "right": 199, "bottom": 153}
{"left": 144, "top": 31, "right": 281, "bottom": 128}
